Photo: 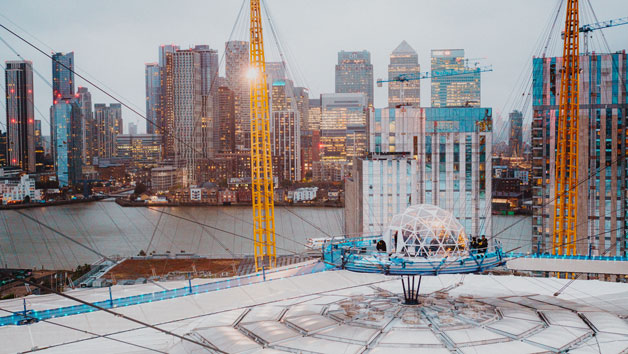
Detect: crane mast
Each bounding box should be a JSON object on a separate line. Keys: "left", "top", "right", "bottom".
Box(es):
{"left": 553, "top": 0, "right": 580, "bottom": 256}
{"left": 249, "top": 0, "right": 276, "bottom": 271}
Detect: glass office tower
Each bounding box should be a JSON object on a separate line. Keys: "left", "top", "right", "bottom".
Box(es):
{"left": 430, "top": 49, "right": 481, "bottom": 108}
{"left": 335, "top": 50, "right": 374, "bottom": 107}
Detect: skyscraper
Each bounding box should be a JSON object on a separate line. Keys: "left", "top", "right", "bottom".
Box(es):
{"left": 94, "top": 103, "right": 122, "bottom": 159}
{"left": 76, "top": 86, "right": 93, "bottom": 165}
{"left": 193, "top": 45, "right": 219, "bottom": 97}
{"left": 5, "top": 60, "right": 35, "bottom": 172}
{"left": 531, "top": 52, "right": 628, "bottom": 258}
{"left": 225, "top": 41, "right": 250, "bottom": 150}
{"left": 508, "top": 110, "right": 523, "bottom": 157}
{"left": 388, "top": 41, "right": 420, "bottom": 107}
{"left": 193, "top": 45, "right": 219, "bottom": 161}
{"left": 265, "top": 61, "right": 287, "bottom": 85}
{"left": 172, "top": 49, "right": 202, "bottom": 185}
{"left": 52, "top": 52, "right": 74, "bottom": 100}
{"left": 270, "top": 80, "right": 301, "bottom": 182}
{"left": 158, "top": 45, "right": 179, "bottom": 159}
{"left": 34, "top": 119, "right": 44, "bottom": 172}
{"left": 217, "top": 85, "right": 236, "bottom": 154}
{"left": 145, "top": 63, "right": 160, "bottom": 134}
{"left": 293, "top": 87, "right": 309, "bottom": 131}
{"left": 335, "top": 50, "right": 373, "bottom": 107}
{"left": 430, "top": 49, "right": 481, "bottom": 107}
{"left": 52, "top": 101, "right": 82, "bottom": 187}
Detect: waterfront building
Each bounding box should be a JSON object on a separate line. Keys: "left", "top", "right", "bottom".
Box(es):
{"left": 115, "top": 134, "right": 162, "bottom": 168}
{"left": 430, "top": 49, "right": 481, "bottom": 107}
{"left": 52, "top": 101, "right": 82, "bottom": 187}
{"left": 52, "top": 52, "right": 74, "bottom": 100}
{"left": 509, "top": 110, "right": 523, "bottom": 157}
{"left": 151, "top": 166, "right": 183, "bottom": 192}
{"left": 335, "top": 50, "right": 373, "bottom": 107}
{"left": 531, "top": 52, "right": 628, "bottom": 257}
{"left": 388, "top": 41, "right": 420, "bottom": 108}
{"left": 76, "top": 87, "right": 94, "bottom": 165}
{"left": 94, "top": 103, "right": 122, "bottom": 159}
{"left": 347, "top": 107, "right": 493, "bottom": 237}
{"left": 225, "top": 40, "right": 250, "bottom": 150}
{"left": 0, "top": 174, "right": 41, "bottom": 204}
{"left": 293, "top": 187, "right": 318, "bottom": 202}
{"left": 172, "top": 49, "right": 203, "bottom": 186}
{"left": 145, "top": 63, "right": 160, "bottom": 134}
{"left": 5, "top": 60, "right": 35, "bottom": 172}
{"left": 270, "top": 80, "right": 301, "bottom": 181}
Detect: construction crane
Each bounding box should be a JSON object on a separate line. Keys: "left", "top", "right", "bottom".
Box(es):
{"left": 553, "top": 0, "right": 580, "bottom": 256}
{"left": 377, "top": 66, "right": 493, "bottom": 107}
{"left": 377, "top": 66, "right": 493, "bottom": 86}
{"left": 249, "top": 0, "right": 276, "bottom": 271}
{"left": 580, "top": 16, "right": 628, "bottom": 54}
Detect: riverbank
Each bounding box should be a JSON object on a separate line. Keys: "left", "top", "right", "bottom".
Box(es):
{"left": 115, "top": 197, "right": 343, "bottom": 208}
{"left": 0, "top": 196, "right": 106, "bottom": 210}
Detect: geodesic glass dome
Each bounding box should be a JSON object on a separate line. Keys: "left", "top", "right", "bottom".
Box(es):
{"left": 384, "top": 204, "right": 468, "bottom": 258}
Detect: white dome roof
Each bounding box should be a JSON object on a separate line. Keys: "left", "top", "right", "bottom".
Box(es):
{"left": 386, "top": 204, "right": 468, "bottom": 257}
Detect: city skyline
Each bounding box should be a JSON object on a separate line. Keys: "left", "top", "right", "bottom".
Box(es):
{"left": 1, "top": 0, "right": 626, "bottom": 136}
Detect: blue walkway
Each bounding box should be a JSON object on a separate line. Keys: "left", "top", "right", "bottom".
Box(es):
{"left": 0, "top": 261, "right": 329, "bottom": 327}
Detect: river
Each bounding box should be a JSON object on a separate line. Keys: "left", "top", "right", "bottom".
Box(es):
{"left": 0, "top": 201, "right": 531, "bottom": 270}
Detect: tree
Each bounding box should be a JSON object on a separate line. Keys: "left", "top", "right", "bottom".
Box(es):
{"left": 23, "top": 195, "right": 30, "bottom": 204}
{"left": 134, "top": 182, "right": 147, "bottom": 195}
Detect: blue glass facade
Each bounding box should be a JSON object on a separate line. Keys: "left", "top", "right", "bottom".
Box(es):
{"left": 145, "top": 63, "right": 161, "bottom": 134}
{"left": 430, "top": 49, "right": 481, "bottom": 108}
{"left": 52, "top": 101, "right": 82, "bottom": 187}
{"left": 532, "top": 52, "right": 628, "bottom": 258}
{"left": 52, "top": 52, "right": 74, "bottom": 100}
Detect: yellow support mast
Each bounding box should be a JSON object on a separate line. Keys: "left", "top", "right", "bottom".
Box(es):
{"left": 553, "top": 0, "right": 580, "bottom": 256}
{"left": 249, "top": 0, "right": 277, "bottom": 271}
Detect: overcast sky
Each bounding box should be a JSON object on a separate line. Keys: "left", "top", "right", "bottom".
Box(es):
{"left": 0, "top": 0, "right": 627, "bottom": 137}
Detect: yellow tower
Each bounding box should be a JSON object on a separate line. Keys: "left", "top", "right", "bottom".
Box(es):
{"left": 249, "top": 0, "right": 277, "bottom": 271}
{"left": 553, "top": 0, "right": 580, "bottom": 256}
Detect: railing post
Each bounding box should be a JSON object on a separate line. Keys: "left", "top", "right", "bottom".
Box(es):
{"left": 188, "top": 273, "right": 192, "bottom": 294}
{"left": 22, "top": 298, "right": 26, "bottom": 318}
{"left": 108, "top": 286, "right": 113, "bottom": 308}
{"left": 262, "top": 266, "right": 266, "bottom": 281}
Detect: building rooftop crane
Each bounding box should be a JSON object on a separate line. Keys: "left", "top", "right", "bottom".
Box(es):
{"left": 562, "top": 16, "right": 628, "bottom": 54}
{"left": 376, "top": 65, "right": 493, "bottom": 86}
{"left": 377, "top": 66, "right": 493, "bottom": 108}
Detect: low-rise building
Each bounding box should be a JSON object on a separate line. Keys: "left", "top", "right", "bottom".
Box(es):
{"left": 293, "top": 187, "right": 318, "bottom": 202}
{"left": 151, "top": 166, "right": 182, "bottom": 193}
{"left": 218, "top": 189, "right": 237, "bottom": 205}
{"left": 0, "top": 174, "right": 42, "bottom": 204}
